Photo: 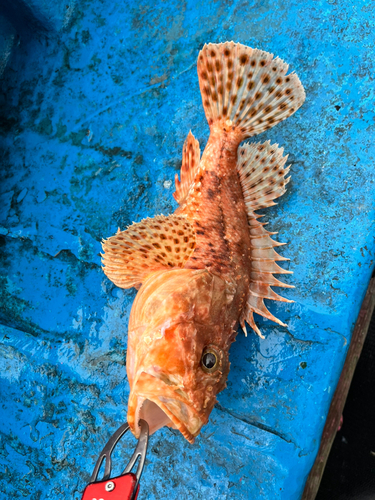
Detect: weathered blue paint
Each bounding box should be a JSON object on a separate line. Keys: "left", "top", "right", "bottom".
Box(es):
{"left": 0, "top": 1, "right": 374, "bottom": 498}
{"left": 0, "top": 0, "right": 76, "bottom": 36}
{"left": 0, "top": 14, "right": 17, "bottom": 78}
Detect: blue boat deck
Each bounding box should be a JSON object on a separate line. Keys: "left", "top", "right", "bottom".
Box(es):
{"left": 0, "top": 1, "right": 374, "bottom": 498}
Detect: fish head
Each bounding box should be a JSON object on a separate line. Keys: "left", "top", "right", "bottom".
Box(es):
{"left": 127, "top": 268, "right": 233, "bottom": 443}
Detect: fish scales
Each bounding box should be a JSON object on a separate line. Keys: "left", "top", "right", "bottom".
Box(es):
{"left": 178, "top": 128, "right": 253, "bottom": 346}
{"left": 102, "top": 41, "right": 305, "bottom": 443}
{"left": 179, "top": 127, "right": 252, "bottom": 278}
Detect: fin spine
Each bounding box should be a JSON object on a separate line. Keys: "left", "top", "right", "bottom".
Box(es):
{"left": 237, "top": 140, "right": 294, "bottom": 336}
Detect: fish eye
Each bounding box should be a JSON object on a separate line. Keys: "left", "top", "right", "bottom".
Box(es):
{"left": 201, "top": 347, "right": 220, "bottom": 373}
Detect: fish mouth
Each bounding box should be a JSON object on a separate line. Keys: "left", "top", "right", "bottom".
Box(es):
{"left": 127, "top": 372, "right": 204, "bottom": 444}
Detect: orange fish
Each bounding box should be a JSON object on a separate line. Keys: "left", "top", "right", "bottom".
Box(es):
{"left": 102, "top": 42, "right": 305, "bottom": 443}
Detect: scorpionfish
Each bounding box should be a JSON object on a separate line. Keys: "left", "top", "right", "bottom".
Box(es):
{"left": 102, "top": 42, "right": 305, "bottom": 443}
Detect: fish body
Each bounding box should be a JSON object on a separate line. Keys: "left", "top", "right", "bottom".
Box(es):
{"left": 178, "top": 127, "right": 252, "bottom": 284}
{"left": 102, "top": 42, "right": 305, "bottom": 442}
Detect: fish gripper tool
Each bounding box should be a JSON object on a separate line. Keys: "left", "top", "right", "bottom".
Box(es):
{"left": 81, "top": 419, "right": 149, "bottom": 500}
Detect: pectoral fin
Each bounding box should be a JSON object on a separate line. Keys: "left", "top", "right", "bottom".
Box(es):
{"left": 102, "top": 215, "right": 196, "bottom": 289}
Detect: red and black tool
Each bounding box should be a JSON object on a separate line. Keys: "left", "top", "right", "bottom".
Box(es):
{"left": 81, "top": 419, "right": 149, "bottom": 500}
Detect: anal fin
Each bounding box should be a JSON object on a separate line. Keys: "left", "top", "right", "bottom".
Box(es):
{"left": 102, "top": 215, "right": 196, "bottom": 289}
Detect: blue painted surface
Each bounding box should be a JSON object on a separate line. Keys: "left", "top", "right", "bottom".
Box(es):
{"left": 0, "top": 14, "right": 17, "bottom": 78}
{"left": 0, "top": 0, "right": 76, "bottom": 36}
{"left": 0, "top": 1, "right": 374, "bottom": 498}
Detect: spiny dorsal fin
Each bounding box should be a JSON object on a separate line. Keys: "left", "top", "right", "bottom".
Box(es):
{"left": 197, "top": 42, "right": 305, "bottom": 139}
{"left": 102, "top": 215, "right": 196, "bottom": 289}
{"left": 173, "top": 131, "right": 201, "bottom": 205}
{"left": 237, "top": 141, "right": 293, "bottom": 338}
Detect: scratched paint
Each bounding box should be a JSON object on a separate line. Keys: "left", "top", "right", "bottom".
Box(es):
{"left": 0, "top": 0, "right": 374, "bottom": 498}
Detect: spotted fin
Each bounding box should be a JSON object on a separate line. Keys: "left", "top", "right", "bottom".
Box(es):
{"left": 238, "top": 140, "right": 290, "bottom": 211}
{"left": 197, "top": 42, "right": 305, "bottom": 139}
{"left": 237, "top": 141, "right": 293, "bottom": 338}
{"left": 102, "top": 215, "right": 196, "bottom": 289}
{"left": 173, "top": 131, "right": 201, "bottom": 205}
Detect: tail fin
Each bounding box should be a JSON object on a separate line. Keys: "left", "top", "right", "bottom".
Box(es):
{"left": 197, "top": 42, "right": 305, "bottom": 137}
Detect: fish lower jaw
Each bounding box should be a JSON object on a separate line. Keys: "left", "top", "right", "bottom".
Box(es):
{"left": 128, "top": 394, "right": 201, "bottom": 444}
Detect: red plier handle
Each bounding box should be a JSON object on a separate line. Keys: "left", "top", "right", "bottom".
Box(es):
{"left": 81, "top": 420, "right": 149, "bottom": 500}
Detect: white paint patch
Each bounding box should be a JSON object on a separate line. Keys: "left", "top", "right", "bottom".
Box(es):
{"left": 72, "top": 308, "right": 83, "bottom": 330}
